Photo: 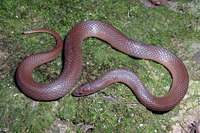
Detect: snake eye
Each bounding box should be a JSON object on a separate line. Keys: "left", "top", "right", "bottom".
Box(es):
{"left": 79, "top": 92, "right": 83, "bottom": 96}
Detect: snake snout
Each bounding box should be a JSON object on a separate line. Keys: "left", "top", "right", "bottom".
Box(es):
{"left": 71, "top": 88, "right": 83, "bottom": 97}
{"left": 72, "top": 82, "right": 92, "bottom": 97}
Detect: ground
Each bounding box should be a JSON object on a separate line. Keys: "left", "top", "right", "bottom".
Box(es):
{"left": 0, "top": 0, "right": 199, "bottom": 132}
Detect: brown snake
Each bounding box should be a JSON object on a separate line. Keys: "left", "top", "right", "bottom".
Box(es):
{"left": 16, "top": 20, "right": 189, "bottom": 111}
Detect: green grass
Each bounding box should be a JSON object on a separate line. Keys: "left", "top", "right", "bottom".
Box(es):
{"left": 0, "top": 0, "right": 199, "bottom": 132}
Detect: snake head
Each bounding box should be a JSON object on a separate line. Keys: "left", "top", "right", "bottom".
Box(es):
{"left": 72, "top": 82, "right": 93, "bottom": 97}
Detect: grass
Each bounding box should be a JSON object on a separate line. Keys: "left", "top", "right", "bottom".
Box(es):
{"left": 0, "top": 0, "right": 199, "bottom": 132}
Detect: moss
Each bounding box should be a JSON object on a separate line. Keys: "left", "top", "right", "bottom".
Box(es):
{"left": 0, "top": 0, "right": 199, "bottom": 132}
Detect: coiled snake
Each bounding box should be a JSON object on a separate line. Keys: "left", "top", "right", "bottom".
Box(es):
{"left": 16, "top": 20, "right": 189, "bottom": 111}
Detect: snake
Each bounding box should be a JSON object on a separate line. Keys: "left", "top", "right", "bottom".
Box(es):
{"left": 16, "top": 20, "right": 189, "bottom": 111}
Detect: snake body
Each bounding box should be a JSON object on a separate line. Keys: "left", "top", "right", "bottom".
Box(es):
{"left": 16, "top": 20, "right": 189, "bottom": 111}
